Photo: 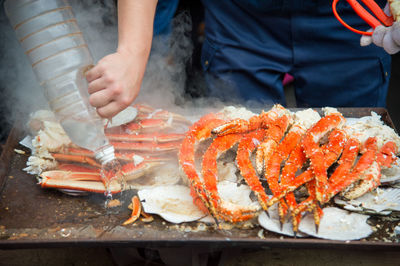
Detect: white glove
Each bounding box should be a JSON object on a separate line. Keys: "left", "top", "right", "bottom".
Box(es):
{"left": 361, "top": 22, "right": 400, "bottom": 54}
{"left": 360, "top": 3, "right": 400, "bottom": 54}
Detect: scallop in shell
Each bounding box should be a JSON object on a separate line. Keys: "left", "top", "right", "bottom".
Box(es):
{"left": 138, "top": 180, "right": 261, "bottom": 224}
{"left": 334, "top": 188, "right": 400, "bottom": 215}
{"left": 344, "top": 112, "right": 400, "bottom": 153}
{"left": 298, "top": 207, "right": 373, "bottom": 241}
{"left": 217, "top": 180, "right": 260, "bottom": 209}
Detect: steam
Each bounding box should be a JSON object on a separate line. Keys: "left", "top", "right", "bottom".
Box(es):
{"left": 138, "top": 11, "right": 193, "bottom": 110}
{"left": 70, "top": 0, "right": 118, "bottom": 62}
{"left": 0, "top": 0, "right": 47, "bottom": 135}
{"left": 0, "top": 0, "right": 237, "bottom": 136}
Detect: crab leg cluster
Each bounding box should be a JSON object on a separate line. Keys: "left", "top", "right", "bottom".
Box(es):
{"left": 34, "top": 104, "right": 191, "bottom": 194}
{"left": 180, "top": 105, "right": 293, "bottom": 223}
{"left": 179, "top": 106, "right": 399, "bottom": 231}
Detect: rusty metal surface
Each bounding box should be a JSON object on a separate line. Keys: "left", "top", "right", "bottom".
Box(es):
{"left": 0, "top": 108, "right": 399, "bottom": 249}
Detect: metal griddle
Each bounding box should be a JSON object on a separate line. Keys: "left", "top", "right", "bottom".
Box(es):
{"left": 0, "top": 108, "right": 399, "bottom": 249}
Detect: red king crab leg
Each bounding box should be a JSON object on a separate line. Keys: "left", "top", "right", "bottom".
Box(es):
{"left": 289, "top": 137, "right": 371, "bottom": 231}
{"left": 261, "top": 128, "right": 345, "bottom": 232}
{"left": 210, "top": 105, "right": 290, "bottom": 211}
{"left": 336, "top": 137, "right": 393, "bottom": 200}
{"left": 290, "top": 134, "right": 355, "bottom": 232}
{"left": 256, "top": 115, "right": 291, "bottom": 225}
{"left": 179, "top": 113, "right": 228, "bottom": 213}
{"left": 332, "top": 139, "right": 397, "bottom": 201}
{"left": 212, "top": 104, "right": 288, "bottom": 136}
{"left": 201, "top": 133, "right": 260, "bottom": 223}
{"left": 376, "top": 141, "right": 398, "bottom": 168}
{"left": 263, "top": 123, "right": 308, "bottom": 224}
{"left": 256, "top": 113, "right": 291, "bottom": 175}
{"left": 324, "top": 137, "right": 361, "bottom": 200}
{"left": 236, "top": 129, "right": 269, "bottom": 210}
{"left": 301, "top": 111, "right": 346, "bottom": 203}
{"left": 279, "top": 144, "right": 306, "bottom": 225}
{"left": 266, "top": 128, "right": 347, "bottom": 209}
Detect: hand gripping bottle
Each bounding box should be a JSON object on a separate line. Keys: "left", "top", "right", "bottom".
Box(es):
{"left": 5, "top": 0, "right": 119, "bottom": 187}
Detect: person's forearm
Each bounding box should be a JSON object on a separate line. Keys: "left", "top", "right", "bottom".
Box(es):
{"left": 85, "top": 0, "right": 158, "bottom": 118}
{"left": 116, "top": 0, "right": 158, "bottom": 57}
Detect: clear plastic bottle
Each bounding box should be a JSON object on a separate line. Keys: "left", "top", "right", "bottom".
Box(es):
{"left": 4, "top": 0, "right": 117, "bottom": 168}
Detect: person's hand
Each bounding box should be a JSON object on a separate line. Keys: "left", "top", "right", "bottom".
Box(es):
{"left": 85, "top": 49, "right": 145, "bottom": 119}
{"left": 360, "top": 3, "right": 400, "bottom": 54}
{"left": 361, "top": 22, "right": 400, "bottom": 54}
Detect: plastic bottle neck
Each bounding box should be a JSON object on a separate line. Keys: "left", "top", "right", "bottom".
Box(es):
{"left": 94, "top": 144, "right": 116, "bottom": 165}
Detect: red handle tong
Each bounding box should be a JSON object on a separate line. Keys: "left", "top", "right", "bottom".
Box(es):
{"left": 332, "top": 0, "right": 394, "bottom": 35}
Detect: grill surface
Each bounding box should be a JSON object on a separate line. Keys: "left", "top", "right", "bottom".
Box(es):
{"left": 0, "top": 107, "right": 399, "bottom": 249}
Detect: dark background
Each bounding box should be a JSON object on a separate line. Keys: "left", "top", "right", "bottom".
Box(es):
{"left": 387, "top": 55, "right": 400, "bottom": 129}
{"left": 1, "top": 0, "right": 400, "bottom": 147}
{"left": 0, "top": 1, "right": 400, "bottom": 265}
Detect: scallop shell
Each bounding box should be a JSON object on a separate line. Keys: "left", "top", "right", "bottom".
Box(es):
{"left": 217, "top": 161, "right": 238, "bottom": 183}
{"left": 298, "top": 207, "right": 372, "bottom": 241}
{"left": 395, "top": 225, "right": 400, "bottom": 237}
{"left": 138, "top": 181, "right": 260, "bottom": 224}
{"left": 344, "top": 112, "right": 400, "bottom": 153}
{"left": 220, "top": 106, "right": 257, "bottom": 121}
{"left": 138, "top": 185, "right": 207, "bottom": 223}
{"left": 334, "top": 188, "right": 400, "bottom": 215}
{"left": 217, "top": 180, "right": 260, "bottom": 208}
{"left": 127, "top": 163, "right": 182, "bottom": 190}
{"left": 258, "top": 204, "right": 307, "bottom": 237}
{"left": 200, "top": 181, "right": 261, "bottom": 224}
{"left": 381, "top": 159, "right": 400, "bottom": 184}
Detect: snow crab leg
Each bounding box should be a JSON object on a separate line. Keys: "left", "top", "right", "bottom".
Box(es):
{"left": 133, "top": 103, "right": 192, "bottom": 125}
{"left": 51, "top": 153, "right": 101, "bottom": 168}
{"left": 107, "top": 133, "right": 185, "bottom": 143}
{"left": 122, "top": 105, "right": 191, "bottom": 134}
{"left": 121, "top": 161, "right": 165, "bottom": 181}
{"left": 39, "top": 167, "right": 122, "bottom": 194}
